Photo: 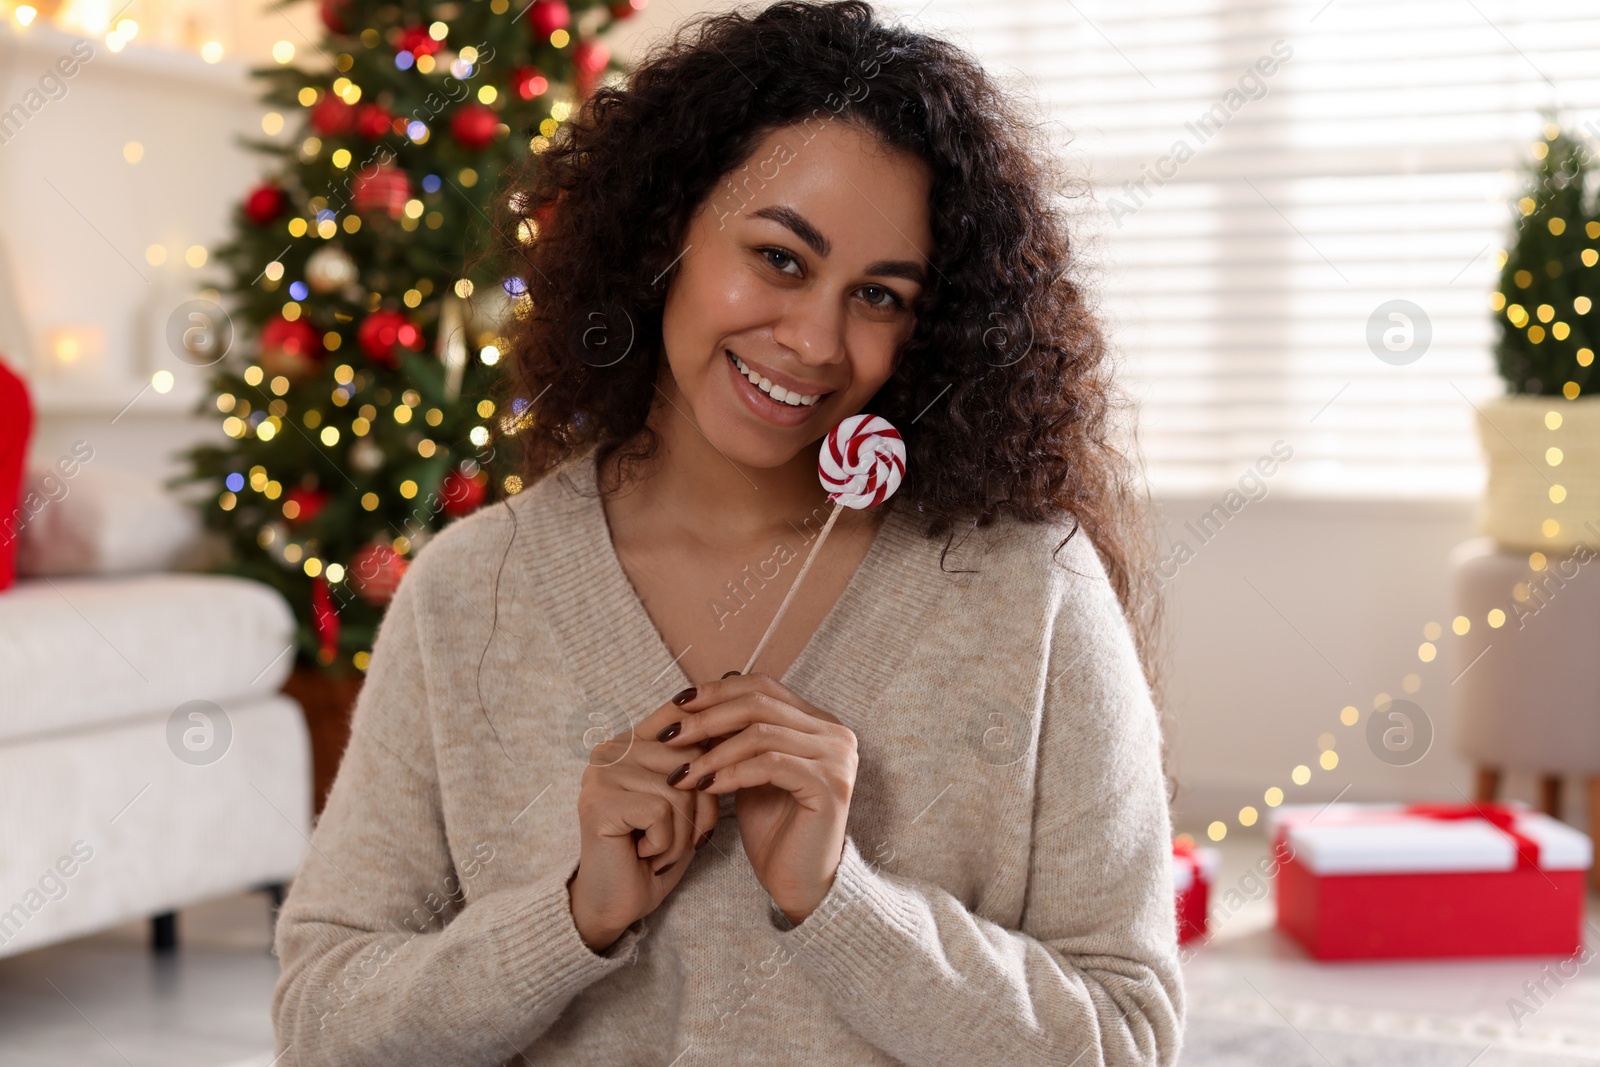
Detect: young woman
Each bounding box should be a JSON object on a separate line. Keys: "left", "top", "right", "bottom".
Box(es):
{"left": 272, "top": 2, "right": 1183, "bottom": 1064}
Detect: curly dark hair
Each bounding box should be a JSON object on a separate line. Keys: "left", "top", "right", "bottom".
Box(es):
{"left": 487, "top": 0, "right": 1166, "bottom": 700}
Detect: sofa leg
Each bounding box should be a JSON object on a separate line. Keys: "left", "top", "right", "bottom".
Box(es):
{"left": 262, "top": 882, "right": 287, "bottom": 937}
{"left": 1475, "top": 766, "right": 1501, "bottom": 803}
{"left": 151, "top": 911, "right": 177, "bottom": 955}
{"left": 1539, "top": 775, "right": 1563, "bottom": 819}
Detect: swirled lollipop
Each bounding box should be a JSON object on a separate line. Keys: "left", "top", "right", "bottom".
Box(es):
{"left": 819, "top": 413, "right": 905, "bottom": 510}
{"left": 742, "top": 414, "right": 906, "bottom": 674}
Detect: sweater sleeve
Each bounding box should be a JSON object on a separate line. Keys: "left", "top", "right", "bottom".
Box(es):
{"left": 271, "top": 566, "right": 644, "bottom": 1067}
{"left": 766, "top": 538, "right": 1185, "bottom": 1067}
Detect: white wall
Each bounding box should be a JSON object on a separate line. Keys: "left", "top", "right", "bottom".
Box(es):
{"left": 1, "top": 20, "right": 260, "bottom": 481}
{"left": 3, "top": 0, "right": 713, "bottom": 483}
{"left": 1155, "top": 493, "right": 1503, "bottom": 831}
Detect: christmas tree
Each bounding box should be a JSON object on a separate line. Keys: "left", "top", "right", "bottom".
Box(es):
{"left": 1492, "top": 117, "right": 1600, "bottom": 397}
{"left": 179, "top": 0, "right": 637, "bottom": 676}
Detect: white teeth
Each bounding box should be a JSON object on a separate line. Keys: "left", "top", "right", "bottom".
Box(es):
{"left": 730, "top": 353, "right": 822, "bottom": 408}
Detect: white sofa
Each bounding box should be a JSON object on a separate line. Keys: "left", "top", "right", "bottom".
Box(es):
{"left": 0, "top": 494, "right": 311, "bottom": 958}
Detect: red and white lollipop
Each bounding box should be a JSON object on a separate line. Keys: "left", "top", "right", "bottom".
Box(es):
{"left": 819, "top": 413, "right": 905, "bottom": 510}
{"left": 742, "top": 414, "right": 905, "bottom": 673}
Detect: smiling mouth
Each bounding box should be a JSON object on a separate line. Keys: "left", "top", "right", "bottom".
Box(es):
{"left": 727, "top": 350, "right": 828, "bottom": 408}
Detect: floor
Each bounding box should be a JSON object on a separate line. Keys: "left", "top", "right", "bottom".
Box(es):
{"left": 0, "top": 893, "right": 282, "bottom": 1067}
{"left": 0, "top": 834, "right": 1596, "bottom": 1066}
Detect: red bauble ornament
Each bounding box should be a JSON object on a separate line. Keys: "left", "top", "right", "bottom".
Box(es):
{"left": 351, "top": 164, "right": 411, "bottom": 219}
{"left": 285, "top": 487, "right": 330, "bottom": 524}
{"left": 511, "top": 65, "right": 549, "bottom": 101}
{"left": 528, "top": 0, "right": 570, "bottom": 40}
{"left": 310, "top": 95, "right": 358, "bottom": 137}
{"left": 320, "top": 0, "right": 352, "bottom": 33}
{"left": 396, "top": 25, "right": 443, "bottom": 57}
{"left": 244, "top": 184, "right": 287, "bottom": 226}
{"left": 610, "top": 0, "right": 643, "bottom": 18}
{"left": 350, "top": 541, "right": 407, "bottom": 605}
{"left": 440, "top": 468, "right": 488, "bottom": 518}
{"left": 355, "top": 103, "right": 394, "bottom": 140}
{"left": 259, "top": 315, "right": 322, "bottom": 379}
{"left": 573, "top": 39, "right": 610, "bottom": 97}
{"left": 450, "top": 104, "right": 499, "bottom": 151}
{"left": 357, "top": 309, "right": 423, "bottom": 366}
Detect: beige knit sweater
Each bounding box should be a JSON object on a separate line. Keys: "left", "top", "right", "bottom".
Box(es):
{"left": 271, "top": 448, "right": 1184, "bottom": 1066}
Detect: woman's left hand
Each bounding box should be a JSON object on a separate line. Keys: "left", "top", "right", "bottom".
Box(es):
{"left": 660, "top": 673, "right": 857, "bottom": 925}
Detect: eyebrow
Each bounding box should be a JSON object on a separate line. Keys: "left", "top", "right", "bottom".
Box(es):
{"left": 750, "top": 204, "right": 928, "bottom": 287}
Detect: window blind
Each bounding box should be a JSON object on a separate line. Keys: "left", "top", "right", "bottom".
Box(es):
{"left": 884, "top": 0, "right": 1600, "bottom": 497}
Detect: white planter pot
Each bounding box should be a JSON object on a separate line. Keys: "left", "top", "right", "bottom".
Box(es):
{"left": 1477, "top": 394, "right": 1600, "bottom": 553}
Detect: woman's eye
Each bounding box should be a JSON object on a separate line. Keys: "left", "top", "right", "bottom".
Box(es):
{"left": 859, "top": 285, "right": 903, "bottom": 310}
{"left": 759, "top": 247, "right": 800, "bottom": 275}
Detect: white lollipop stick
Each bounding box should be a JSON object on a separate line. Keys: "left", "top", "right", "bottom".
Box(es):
{"left": 741, "top": 502, "right": 843, "bottom": 675}
{"left": 741, "top": 415, "right": 905, "bottom": 675}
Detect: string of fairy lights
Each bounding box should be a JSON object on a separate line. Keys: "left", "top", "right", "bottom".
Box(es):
{"left": 1188, "top": 123, "right": 1600, "bottom": 845}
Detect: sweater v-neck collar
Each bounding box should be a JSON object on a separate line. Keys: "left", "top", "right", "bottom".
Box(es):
{"left": 520, "top": 446, "right": 955, "bottom": 728}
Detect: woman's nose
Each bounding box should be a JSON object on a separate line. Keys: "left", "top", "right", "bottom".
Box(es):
{"left": 772, "top": 288, "right": 846, "bottom": 367}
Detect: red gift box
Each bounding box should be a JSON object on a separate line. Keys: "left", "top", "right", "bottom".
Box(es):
{"left": 1173, "top": 838, "right": 1220, "bottom": 946}
{"left": 0, "top": 356, "right": 31, "bottom": 590}
{"left": 1268, "top": 802, "right": 1592, "bottom": 961}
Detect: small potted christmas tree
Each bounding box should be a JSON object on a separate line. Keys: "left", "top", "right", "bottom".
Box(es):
{"left": 1478, "top": 117, "right": 1600, "bottom": 553}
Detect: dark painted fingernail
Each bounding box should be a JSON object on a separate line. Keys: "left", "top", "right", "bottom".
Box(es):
{"left": 655, "top": 860, "right": 676, "bottom": 875}
{"left": 695, "top": 827, "right": 715, "bottom": 849}
{"left": 656, "top": 722, "right": 681, "bottom": 741}
{"left": 722, "top": 670, "right": 741, "bottom": 678}
{"left": 667, "top": 762, "right": 691, "bottom": 786}
{"left": 695, "top": 774, "right": 716, "bottom": 790}
{"left": 672, "top": 687, "right": 697, "bottom": 705}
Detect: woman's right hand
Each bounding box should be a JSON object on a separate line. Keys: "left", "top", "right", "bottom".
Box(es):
{"left": 568, "top": 689, "right": 720, "bottom": 952}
